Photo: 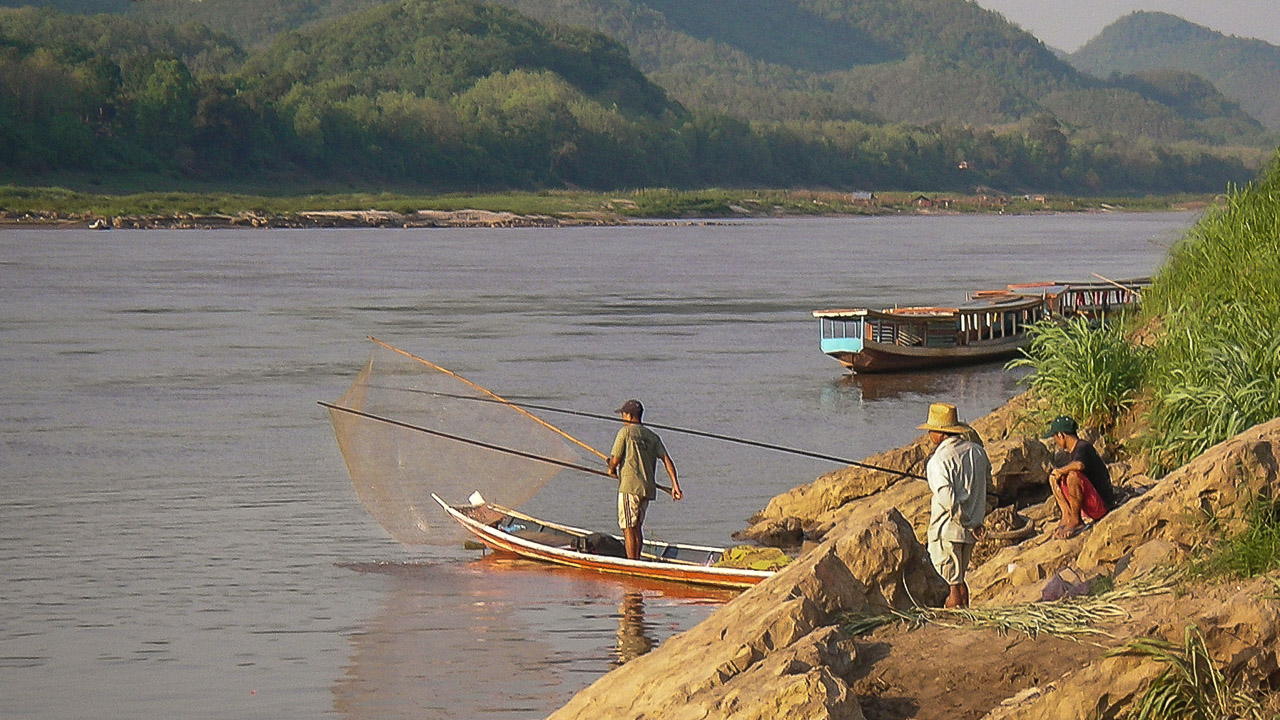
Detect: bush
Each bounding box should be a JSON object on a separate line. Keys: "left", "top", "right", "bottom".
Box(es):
{"left": 1007, "top": 316, "right": 1150, "bottom": 429}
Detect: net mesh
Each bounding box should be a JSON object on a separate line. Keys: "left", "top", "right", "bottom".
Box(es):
{"left": 327, "top": 341, "right": 589, "bottom": 544}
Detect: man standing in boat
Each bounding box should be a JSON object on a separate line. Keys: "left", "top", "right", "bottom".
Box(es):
{"left": 919, "top": 402, "right": 990, "bottom": 608}
{"left": 607, "top": 399, "right": 682, "bottom": 560}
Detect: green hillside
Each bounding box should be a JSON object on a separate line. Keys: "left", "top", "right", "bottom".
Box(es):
{"left": 1070, "top": 11, "right": 1280, "bottom": 130}
{"left": 488, "top": 0, "right": 1271, "bottom": 146}
{"left": 8, "top": 0, "right": 1271, "bottom": 146}
{"left": 0, "top": 2, "right": 1261, "bottom": 193}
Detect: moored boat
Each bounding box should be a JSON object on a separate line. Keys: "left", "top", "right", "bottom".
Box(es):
{"left": 813, "top": 294, "right": 1047, "bottom": 373}
{"left": 432, "top": 493, "right": 775, "bottom": 589}
{"left": 814, "top": 278, "right": 1149, "bottom": 373}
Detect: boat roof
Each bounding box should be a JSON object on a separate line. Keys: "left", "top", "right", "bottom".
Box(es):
{"left": 813, "top": 278, "right": 1150, "bottom": 318}
{"left": 813, "top": 293, "right": 1043, "bottom": 319}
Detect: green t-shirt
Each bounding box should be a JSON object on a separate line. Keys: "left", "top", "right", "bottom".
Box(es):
{"left": 610, "top": 423, "right": 666, "bottom": 499}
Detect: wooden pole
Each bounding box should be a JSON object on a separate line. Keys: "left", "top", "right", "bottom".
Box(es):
{"left": 367, "top": 336, "right": 608, "bottom": 461}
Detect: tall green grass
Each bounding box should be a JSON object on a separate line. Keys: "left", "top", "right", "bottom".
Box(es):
{"left": 1007, "top": 315, "right": 1150, "bottom": 429}
{"left": 1011, "top": 150, "right": 1280, "bottom": 471}
{"left": 1115, "top": 625, "right": 1265, "bottom": 720}
{"left": 1140, "top": 150, "right": 1280, "bottom": 473}
{"left": 1192, "top": 497, "right": 1280, "bottom": 580}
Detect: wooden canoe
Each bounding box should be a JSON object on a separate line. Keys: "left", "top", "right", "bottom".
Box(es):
{"left": 432, "top": 493, "right": 774, "bottom": 589}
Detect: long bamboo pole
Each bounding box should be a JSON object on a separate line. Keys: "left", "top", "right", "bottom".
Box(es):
{"left": 368, "top": 336, "right": 608, "bottom": 460}
{"left": 391, "top": 390, "right": 926, "bottom": 481}
{"left": 320, "top": 401, "right": 672, "bottom": 493}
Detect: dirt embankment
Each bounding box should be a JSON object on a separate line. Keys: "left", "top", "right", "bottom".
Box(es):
{"left": 547, "top": 395, "right": 1280, "bottom": 720}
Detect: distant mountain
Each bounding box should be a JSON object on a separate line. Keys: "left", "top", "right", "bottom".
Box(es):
{"left": 7, "top": 0, "right": 1270, "bottom": 145}
{"left": 1070, "top": 11, "right": 1280, "bottom": 130}
{"left": 0, "top": 1, "right": 1262, "bottom": 194}
{"left": 485, "top": 0, "right": 1270, "bottom": 145}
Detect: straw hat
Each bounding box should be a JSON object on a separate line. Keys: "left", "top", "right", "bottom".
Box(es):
{"left": 917, "top": 402, "right": 970, "bottom": 434}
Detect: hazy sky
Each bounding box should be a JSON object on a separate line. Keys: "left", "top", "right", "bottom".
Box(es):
{"left": 973, "top": 0, "right": 1280, "bottom": 52}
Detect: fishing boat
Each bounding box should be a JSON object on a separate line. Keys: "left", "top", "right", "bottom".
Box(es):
{"left": 432, "top": 493, "right": 775, "bottom": 589}
{"left": 813, "top": 278, "right": 1149, "bottom": 373}
{"left": 813, "top": 294, "right": 1048, "bottom": 373}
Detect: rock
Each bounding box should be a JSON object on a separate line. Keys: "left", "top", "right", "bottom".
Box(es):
{"left": 967, "top": 416, "right": 1280, "bottom": 605}
{"left": 1113, "top": 539, "right": 1178, "bottom": 583}
{"left": 981, "top": 576, "right": 1280, "bottom": 720}
{"left": 985, "top": 436, "right": 1053, "bottom": 502}
{"left": 546, "top": 508, "right": 943, "bottom": 720}
{"left": 753, "top": 442, "right": 931, "bottom": 526}
{"left": 733, "top": 516, "right": 804, "bottom": 547}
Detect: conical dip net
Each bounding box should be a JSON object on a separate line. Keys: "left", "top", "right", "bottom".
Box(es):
{"left": 326, "top": 340, "right": 590, "bottom": 544}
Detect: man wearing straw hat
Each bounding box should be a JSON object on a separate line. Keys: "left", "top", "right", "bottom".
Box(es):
{"left": 919, "top": 402, "right": 990, "bottom": 608}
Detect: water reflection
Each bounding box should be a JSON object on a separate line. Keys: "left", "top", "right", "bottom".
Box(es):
{"left": 333, "top": 557, "right": 733, "bottom": 719}
{"left": 820, "top": 362, "right": 1031, "bottom": 405}
{"left": 612, "top": 591, "right": 655, "bottom": 667}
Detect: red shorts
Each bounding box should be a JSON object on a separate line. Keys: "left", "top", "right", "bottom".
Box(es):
{"left": 1057, "top": 471, "right": 1108, "bottom": 521}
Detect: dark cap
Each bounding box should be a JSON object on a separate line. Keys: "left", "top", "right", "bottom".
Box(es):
{"left": 615, "top": 399, "right": 644, "bottom": 417}
{"left": 1042, "top": 415, "right": 1078, "bottom": 438}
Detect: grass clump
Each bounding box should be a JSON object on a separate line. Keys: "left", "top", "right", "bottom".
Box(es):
{"left": 1007, "top": 315, "right": 1149, "bottom": 429}
{"left": 1008, "top": 150, "right": 1280, "bottom": 474}
{"left": 1111, "top": 625, "right": 1265, "bottom": 720}
{"left": 1191, "top": 497, "right": 1280, "bottom": 580}
{"left": 839, "top": 569, "right": 1179, "bottom": 644}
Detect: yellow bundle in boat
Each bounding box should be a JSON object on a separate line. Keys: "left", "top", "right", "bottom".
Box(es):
{"left": 714, "top": 546, "right": 793, "bottom": 571}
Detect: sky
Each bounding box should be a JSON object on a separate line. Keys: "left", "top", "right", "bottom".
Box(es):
{"left": 973, "top": 0, "right": 1280, "bottom": 52}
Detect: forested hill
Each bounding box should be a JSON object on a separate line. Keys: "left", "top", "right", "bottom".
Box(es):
{"left": 6, "top": 0, "right": 1274, "bottom": 145}
{"left": 239, "top": 1, "right": 675, "bottom": 118}
{"left": 0, "top": 2, "right": 1262, "bottom": 193}
{"left": 1070, "top": 11, "right": 1280, "bottom": 131}
{"left": 484, "top": 0, "right": 1077, "bottom": 123}
{"left": 474, "top": 0, "right": 1273, "bottom": 146}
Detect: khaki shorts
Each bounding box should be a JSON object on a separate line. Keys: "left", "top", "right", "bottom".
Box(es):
{"left": 928, "top": 538, "right": 974, "bottom": 585}
{"left": 618, "top": 493, "right": 649, "bottom": 530}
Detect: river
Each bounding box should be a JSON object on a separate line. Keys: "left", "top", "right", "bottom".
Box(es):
{"left": 0, "top": 212, "right": 1189, "bottom": 719}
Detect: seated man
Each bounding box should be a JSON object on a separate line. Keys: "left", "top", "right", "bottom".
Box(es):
{"left": 1043, "top": 416, "right": 1116, "bottom": 539}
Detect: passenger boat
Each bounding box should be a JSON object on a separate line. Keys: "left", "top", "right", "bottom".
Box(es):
{"left": 813, "top": 294, "right": 1048, "bottom": 373}
{"left": 813, "top": 278, "right": 1148, "bottom": 373}
{"left": 1002, "top": 278, "right": 1149, "bottom": 320}
{"left": 432, "top": 493, "right": 775, "bottom": 589}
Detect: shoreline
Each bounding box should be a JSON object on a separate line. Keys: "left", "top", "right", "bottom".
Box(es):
{"left": 0, "top": 186, "right": 1215, "bottom": 230}
{"left": 0, "top": 203, "right": 1207, "bottom": 231}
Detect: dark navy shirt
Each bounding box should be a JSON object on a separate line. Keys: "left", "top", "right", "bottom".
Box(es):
{"left": 1071, "top": 439, "right": 1115, "bottom": 508}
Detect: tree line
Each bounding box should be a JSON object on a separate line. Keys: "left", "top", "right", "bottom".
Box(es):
{"left": 0, "top": 4, "right": 1256, "bottom": 193}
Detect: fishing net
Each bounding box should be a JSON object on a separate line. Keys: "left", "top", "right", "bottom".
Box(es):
{"left": 326, "top": 340, "right": 592, "bottom": 544}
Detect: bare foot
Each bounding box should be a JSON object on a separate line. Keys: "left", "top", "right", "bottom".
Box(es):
{"left": 1053, "top": 524, "right": 1082, "bottom": 539}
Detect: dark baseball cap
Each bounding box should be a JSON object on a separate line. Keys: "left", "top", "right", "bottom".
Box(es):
{"left": 615, "top": 399, "right": 644, "bottom": 416}
{"left": 1042, "top": 415, "right": 1078, "bottom": 438}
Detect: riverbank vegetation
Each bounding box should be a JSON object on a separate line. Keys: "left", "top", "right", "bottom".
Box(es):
{"left": 1011, "top": 149, "right": 1280, "bottom": 478}
{"left": 0, "top": 184, "right": 1209, "bottom": 221}
{"left": 0, "top": 4, "right": 1265, "bottom": 195}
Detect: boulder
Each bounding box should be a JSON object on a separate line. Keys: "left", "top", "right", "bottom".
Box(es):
{"left": 967, "top": 416, "right": 1280, "bottom": 605}
{"left": 985, "top": 436, "right": 1053, "bottom": 502}
{"left": 546, "top": 508, "right": 944, "bottom": 720}
{"left": 752, "top": 442, "right": 930, "bottom": 526}
{"left": 732, "top": 516, "right": 804, "bottom": 547}
{"left": 981, "top": 576, "right": 1280, "bottom": 720}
